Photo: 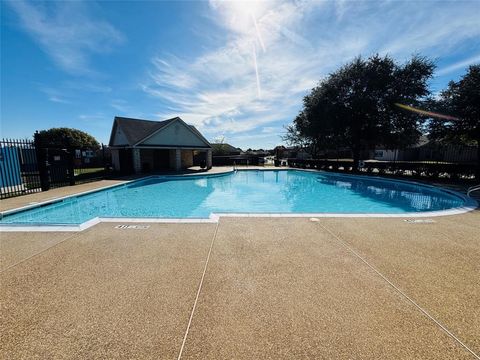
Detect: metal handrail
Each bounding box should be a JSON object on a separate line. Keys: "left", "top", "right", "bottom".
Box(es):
{"left": 467, "top": 184, "right": 480, "bottom": 197}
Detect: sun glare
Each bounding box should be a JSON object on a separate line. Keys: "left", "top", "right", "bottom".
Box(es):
{"left": 216, "top": 0, "right": 268, "bottom": 34}
{"left": 228, "top": 0, "right": 266, "bottom": 17}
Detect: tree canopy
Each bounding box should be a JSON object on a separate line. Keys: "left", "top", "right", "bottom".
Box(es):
{"left": 34, "top": 128, "right": 100, "bottom": 149}
{"left": 284, "top": 54, "right": 435, "bottom": 165}
{"left": 428, "top": 64, "right": 480, "bottom": 146}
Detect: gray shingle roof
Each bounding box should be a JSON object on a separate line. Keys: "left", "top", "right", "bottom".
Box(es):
{"left": 109, "top": 116, "right": 179, "bottom": 146}
{"left": 109, "top": 116, "right": 211, "bottom": 148}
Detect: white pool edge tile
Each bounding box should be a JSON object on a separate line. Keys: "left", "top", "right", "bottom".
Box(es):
{"left": 0, "top": 205, "right": 476, "bottom": 232}
{"left": 1, "top": 169, "right": 477, "bottom": 232}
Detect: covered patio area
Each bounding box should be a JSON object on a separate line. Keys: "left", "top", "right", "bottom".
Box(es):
{"left": 109, "top": 116, "right": 212, "bottom": 174}
{"left": 132, "top": 147, "right": 212, "bottom": 173}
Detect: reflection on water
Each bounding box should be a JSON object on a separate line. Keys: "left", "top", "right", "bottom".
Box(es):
{"left": 1, "top": 170, "right": 465, "bottom": 224}
{"left": 316, "top": 175, "right": 461, "bottom": 212}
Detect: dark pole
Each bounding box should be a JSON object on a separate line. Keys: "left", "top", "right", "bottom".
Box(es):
{"left": 476, "top": 136, "right": 480, "bottom": 181}
{"left": 34, "top": 131, "right": 50, "bottom": 191}
{"left": 102, "top": 144, "right": 108, "bottom": 178}
{"left": 66, "top": 138, "right": 75, "bottom": 186}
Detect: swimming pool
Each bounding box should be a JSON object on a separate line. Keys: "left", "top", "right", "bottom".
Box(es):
{"left": 0, "top": 170, "right": 475, "bottom": 227}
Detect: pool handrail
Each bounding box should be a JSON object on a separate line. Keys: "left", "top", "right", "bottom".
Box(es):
{"left": 467, "top": 184, "right": 480, "bottom": 197}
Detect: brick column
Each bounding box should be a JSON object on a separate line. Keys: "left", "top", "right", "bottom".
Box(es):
{"left": 132, "top": 148, "right": 141, "bottom": 173}
{"left": 175, "top": 148, "right": 181, "bottom": 171}
{"left": 206, "top": 149, "right": 212, "bottom": 169}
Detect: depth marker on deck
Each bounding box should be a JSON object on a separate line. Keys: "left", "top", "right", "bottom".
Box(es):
{"left": 114, "top": 225, "right": 150, "bottom": 229}
{"left": 404, "top": 219, "right": 436, "bottom": 224}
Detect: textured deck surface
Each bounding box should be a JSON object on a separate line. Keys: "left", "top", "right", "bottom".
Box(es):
{"left": 1, "top": 212, "right": 479, "bottom": 359}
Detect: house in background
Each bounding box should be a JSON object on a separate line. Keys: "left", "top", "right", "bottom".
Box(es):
{"left": 373, "top": 136, "right": 477, "bottom": 163}
{"left": 274, "top": 145, "right": 311, "bottom": 160}
{"left": 108, "top": 116, "right": 212, "bottom": 174}
{"left": 373, "top": 136, "right": 430, "bottom": 161}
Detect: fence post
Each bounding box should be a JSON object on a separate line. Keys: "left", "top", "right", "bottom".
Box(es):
{"left": 102, "top": 144, "right": 108, "bottom": 176}
{"left": 67, "top": 147, "right": 75, "bottom": 186}
{"left": 476, "top": 144, "right": 480, "bottom": 181}
{"left": 34, "top": 131, "right": 50, "bottom": 191}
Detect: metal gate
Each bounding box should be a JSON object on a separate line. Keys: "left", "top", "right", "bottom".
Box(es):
{"left": 1, "top": 136, "right": 110, "bottom": 199}
{"left": 36, "top": 147, "right": 74, "bottom": 189}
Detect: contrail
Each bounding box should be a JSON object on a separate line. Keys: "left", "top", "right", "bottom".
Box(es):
{"left": 251, "top": 14, "right": 266, "bottom": 52}
{"left": 252, "top": 44, "right": 261, "bottom": 98}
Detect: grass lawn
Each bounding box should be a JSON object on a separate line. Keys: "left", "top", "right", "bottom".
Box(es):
{"left": 74, "top": 167, "right": 104, "bottom": 176}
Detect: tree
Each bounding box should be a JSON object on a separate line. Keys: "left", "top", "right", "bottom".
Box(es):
{"left": 285, "top": 54, "right": 435, "bottom": 168}
{"left": 429, "top": 65, "right": 480, "bottom": 176}
{"left": 34, "top": 128, "right": 100, "bottom": 149}
{"left": 211, "top": 136, "right": 229, "bottom": 156}
{"left": 212, "top": 144, "right": 230, "bottom": 156}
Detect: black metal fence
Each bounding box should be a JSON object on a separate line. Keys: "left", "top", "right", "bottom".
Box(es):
{"left": 282, "top": 143, "right": 479, "bottom": 181}
{"left": 287, "top": 158, "right": 476, "bottom": 179}
{"left": 72, "top": 146, "right": 111, "bottom": 182}
{"left": 0, "top": 138, "right": 42, "bottom": 199}
{"left": 0, "top": 138, "right": 111, "bottom": 199}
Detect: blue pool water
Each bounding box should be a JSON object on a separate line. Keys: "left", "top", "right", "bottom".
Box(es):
{"left": 0, "top": 170, "right": 468, "bottom": 225}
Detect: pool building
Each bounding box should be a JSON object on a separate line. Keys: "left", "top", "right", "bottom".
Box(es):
{"left": 109, "top": 116, "right": 212, "bottom": 174}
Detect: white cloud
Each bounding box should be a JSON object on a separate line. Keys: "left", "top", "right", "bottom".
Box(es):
{"left": 48, "top": 96, "right": 70, "bottom": 104}
{"left": 78, "top": 113, "right": 106, "bottom": 121}
{"left": 110, "top": 99, "right": 130, "bottom": 113}
{"left": 436, "top": 54, "right": 480, "bottom": 76}
{"left": 143, "top": 1, "right": 325, "bottom": 137}
{"left": 40, "top": 87, "right": 72, "bottom": 104}
{"left": 7, "top": 0, "right": 125, "bottom": 75}
{"left": 143, "top": 0, "right": 480, "bottom": 148}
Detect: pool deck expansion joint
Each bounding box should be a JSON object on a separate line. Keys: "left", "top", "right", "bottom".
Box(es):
{"left": 318, "top": 222, "right": 480, "bottom": 359}
{"left": 177, "top": 221, "right": 220, "bottom": 360}
{"left": 0, "top": 230, "right": 86, "bottom": 274}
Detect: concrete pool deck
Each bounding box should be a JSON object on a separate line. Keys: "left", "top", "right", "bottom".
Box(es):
{"left": 1, "top": 213, "right": 479, "bottom": 359}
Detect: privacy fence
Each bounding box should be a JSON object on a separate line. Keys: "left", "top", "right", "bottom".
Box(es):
{"left": 0, "top": 138, "right": 111, "bottom": 199}
{"left": 287, "top": 144, "right": 479, "bottom": 181}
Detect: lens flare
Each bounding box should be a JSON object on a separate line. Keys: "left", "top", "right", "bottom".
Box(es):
{"left": 394, "top": 103, "right": 459, "bottom": 121}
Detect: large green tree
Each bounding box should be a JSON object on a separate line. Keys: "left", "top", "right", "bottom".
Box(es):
{"left": 285, "top": 54, "right": 435, "bottom": 168}
{"left": 34, "top": 128, "right": 100, "bottom": 149}
{"left": 429, "top": 65, "right": 480, "bottom": 174}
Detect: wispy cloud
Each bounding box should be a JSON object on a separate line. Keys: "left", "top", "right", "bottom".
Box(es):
{"left": 48, "top": 96, "right": 70, "bottom": 104}
{"left": 142, "top": 0, "right": 479, "bottom": 147}
{"left": 77, "top": 113, "right": 111, "bottom": 131}
{"left": 40, "top": 87, "right": 72, "bottom": 104}
{"left": 110, "top": 99, "right": 130, "bottom": 113}
{"left": 143, "top": 1, "right": 324, "bottom": 137}
{"left": 78, "top": 114, "right": 106, "bottom": 121}
{"left": 7, "top": 0, "right": 125, "bottom": 75}
{"left": 437, "top": 54, "right": 480, "bottom": 76}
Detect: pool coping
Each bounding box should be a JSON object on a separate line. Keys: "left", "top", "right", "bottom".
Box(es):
{"left": 0, "top": 170, "right": 236, "bottom": 217}
{"left": 0, "top": 169, "right": 477, "bottom": 232}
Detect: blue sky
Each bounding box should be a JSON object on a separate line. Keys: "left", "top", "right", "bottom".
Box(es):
{"left": 1, "top": 0, "right": 479, "bottom": 150}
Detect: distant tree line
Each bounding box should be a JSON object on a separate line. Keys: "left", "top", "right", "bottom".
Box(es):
{"left": 284, "top": 54, "right": 479, "bottom": 174}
